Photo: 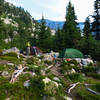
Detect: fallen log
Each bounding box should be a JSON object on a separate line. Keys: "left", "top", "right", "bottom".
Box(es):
{"left": 66, "top": 82, "right": 80, "bottom": 93}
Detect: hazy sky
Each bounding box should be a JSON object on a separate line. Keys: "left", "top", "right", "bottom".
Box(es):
{"left": 5, "top": 0, "right": 95, "bottom": 22}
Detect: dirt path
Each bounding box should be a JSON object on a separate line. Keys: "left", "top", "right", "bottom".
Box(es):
{"left": 50, "top": 61, "right": 71, "bottom": 84}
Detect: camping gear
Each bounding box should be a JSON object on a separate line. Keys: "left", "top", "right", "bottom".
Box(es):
{"left": 59, "top": 48, "right": 83, "bottom": 58}
{"left": 30, "top": 46, "right": 43, "bottom": 56}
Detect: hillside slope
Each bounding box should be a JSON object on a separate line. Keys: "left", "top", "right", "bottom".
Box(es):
{"left": 37, "top": 19, "right": 84, "bottom": 30}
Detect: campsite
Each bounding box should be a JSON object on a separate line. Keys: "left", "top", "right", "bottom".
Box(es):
{"left": 0, "top": 47, "right": 100, "bottom": 100}
{"left": 0, "top": 0, "right": 100, "bottom": 100}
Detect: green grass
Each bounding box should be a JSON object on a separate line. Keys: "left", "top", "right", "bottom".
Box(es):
{"left": 0, "top": 65, "right": 5, "bottom": 71}
{"left": 77, "top": 85, "right": 100, "bottom": 100}
{"left": 86, "top": 72, "right": 100, "bottom": 80}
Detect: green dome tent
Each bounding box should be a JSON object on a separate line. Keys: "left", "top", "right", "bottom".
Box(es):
{"left": 58, "top": 48, "right": 84, "bottom": 58}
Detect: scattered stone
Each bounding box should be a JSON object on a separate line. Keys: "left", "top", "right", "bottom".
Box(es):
{"left": 2, "top": 71, "right": 9, "bottom": 77}
{"left": 43, "top": 77, "right": 51, "bottom": 84}
{"left": 43, "top": 77, "right": 59, "bottom": 87}
{"left": 32, "top": 72, "right": 36, "bottom": 76}
{"left": 67, "top": 68, "right": 76, "bottom": 75}
{"left": 82, "top": 73, "right": 85, "bottom": 77}
{"left": 6, "top": 98, "right": 10, "bottom": 100}
{"left": 22, "top": 61, "right": 27, "bottom": 64}
{"left": 7, "top": 63, "right": 14, "bottom": 66}
{"left": 96, "top": 67, "right": 100, "bottom": 74}
{"left": 63, "top": 96, "right": 72, "bottom": 100}
{"left": 53, "top": 77, "right": 60, "bottom": 82}
{"left": 43, "top": 96, "right": 47, "bottom": 100}
{"left": 43, "top": 54, "right": 54, "bottom": 61}
{"left": 70, "top": 64, "right": 75, "bottom": 66}
{"left": 40, "top": 70, "right": 45, "bottom": 75}
{"left": 24, "top": 80, "right": 30, "bottom": 87}
{"left": 17, "top": 64, "right": 23, "bottom": 70}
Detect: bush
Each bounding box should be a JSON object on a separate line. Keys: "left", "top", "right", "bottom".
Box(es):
{"left": 95, "top": 83, "right": 100, "bottom": 92}
{"left": 30, "top": 76, "right": 45, "bottom": 97}
{"left": 0, "top": 56, "right": 18, "bottom": 61}
{"left": 3, "top": 52, "right": 18, "bottom": 57}
{"left": 68, "top": 60, "right": 79, "bottom": 65}
{"left": 0, "top": 65, "right": 5, "bottom": 71}
{"left": 86, "top": 72, "right": 100, "bottom": 80}
{"left": 26, "top": 57, "right": 40, "bottom": 65}
{"left": 82, "top": 66, "right": 96, "bottom": 73}
{"left": 68, "top": 73, "right": 84, "bottom": 82}
{"left": 44, "top": 60, "right": 52, "bottom": 65}
{"left": 27, "top": 57, "right": 34, "bottom": 65}
{"left": 71, "top": 66, "right": 81, "bottom": 72}
{"left": 28, "top": 64, "right": 43, "bottom": 75}
{"left": 77, "top": 86, "right": 100, "bottom": 100}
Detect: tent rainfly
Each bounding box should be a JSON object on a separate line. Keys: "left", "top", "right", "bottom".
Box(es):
{"left": 58, "top": 48, "right": 84, "bottom": 58}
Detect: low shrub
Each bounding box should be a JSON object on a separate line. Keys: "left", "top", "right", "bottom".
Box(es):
{"left": 0, "top": 56, "right": 18, "bottom": 61}
{"left": 26, "top": 57, "right": 40, "bottom": 65}
{"left": 28, "top": 65, "right": 42, "bottom": 75}
{"left": 77, "top": 86, "right": 100, "bottom": 100}
{"left": 3, "top": 52, "right": 18, "bottom": 58}
{"left": 0, "top": 65, "right": 5, "bottom": 71}
{"left": 44, "top": 60, "right": 52, "bottom": 65}
{"left": 82, "top": 66, "right": 96, "bottom": 73}
{"left": 26, "top": 57, "right": 34, "bottom": 65}
{"left": 68, "top": 60, "right": 79, "bottom": 65}
{"left": 71, "top": 66, "right": 81, "bottom": 72}
{"left": 68, "top": 73, "right": 84, "bottom": 82}
{"left": 86, "top": 72, "right": 100, "bottom": 80}
{"left": 30, "top": 76, "right": 45, "bottom": 96}
{"left": 95, "top": 83, "right": 100, "bottom": 92}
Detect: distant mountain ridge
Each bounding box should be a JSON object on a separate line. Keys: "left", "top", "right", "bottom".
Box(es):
{"left": 37, "top": 19, "right": 84, "bottom": 31}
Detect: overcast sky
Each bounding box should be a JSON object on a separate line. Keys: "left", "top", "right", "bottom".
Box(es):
{"left": 5, "top": 0, "right": 95, "bottom": 22}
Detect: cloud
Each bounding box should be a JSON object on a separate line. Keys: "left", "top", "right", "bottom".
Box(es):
{"left": 5, "top": 0, "right": 23, "bottom": 6}
{"left": 5, "top": 0, "right": 95, "bottom": 22}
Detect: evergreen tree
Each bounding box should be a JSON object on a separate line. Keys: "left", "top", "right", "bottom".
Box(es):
{"left": 55, "top": 27, "right": 64, "bottom": 51}
{"left": 29, "top": 20, "right": 40, "bottom": 46}
{"left": 92, "top": 0, "right": 100, "bottom": 40}
{"left": 63, "top": 2, "right": 80, "bottom": 48}
{"left": 83, "top": 17, "right": 91, "bottom": 39}
{"left": 38, "top": 16, "right": 51, "bottom": 52}
{"left": 7, "top": 24, "right": 16, "bottom": 47}
{"left": 0, "top": 0, "right": 4, "bottom": 15}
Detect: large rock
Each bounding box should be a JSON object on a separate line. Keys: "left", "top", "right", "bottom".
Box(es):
{"left": 2, "top": 47, "right": 19, "bottom": 55}
{"left": 43, "top": 77, "right": 59, "bottom": 95}
{"left": 2, "top": 71, "right": 10, "bottom": 77}
{"left": 81, "top": 58, "right": 93, "bottom": 66}
{"left": 65, "top": 68, "right": 76, "bottom": 75}
{"left": 53, "top": 77, "right": 60, "bottom": 82}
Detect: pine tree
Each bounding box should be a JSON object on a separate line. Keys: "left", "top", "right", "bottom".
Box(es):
{"left": 83, "top": 17, "right": 91, "bottom": 39}
{"left": 92, "top": 0, "right": 100, "bottom": 40}
{"left": 38, "top": 16, "right": 51, "bottom": 51}
{"left": 7, "top": 24, "right": 16, "bottom": 47}
{"left": 55, "top": 27, "right": 64, "bottom": 51}
{"left": 63, "top": 2, "right": 80, "bottom": 48}
{"left": 0, "top": 0, "right": 4, "bottom": 15}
